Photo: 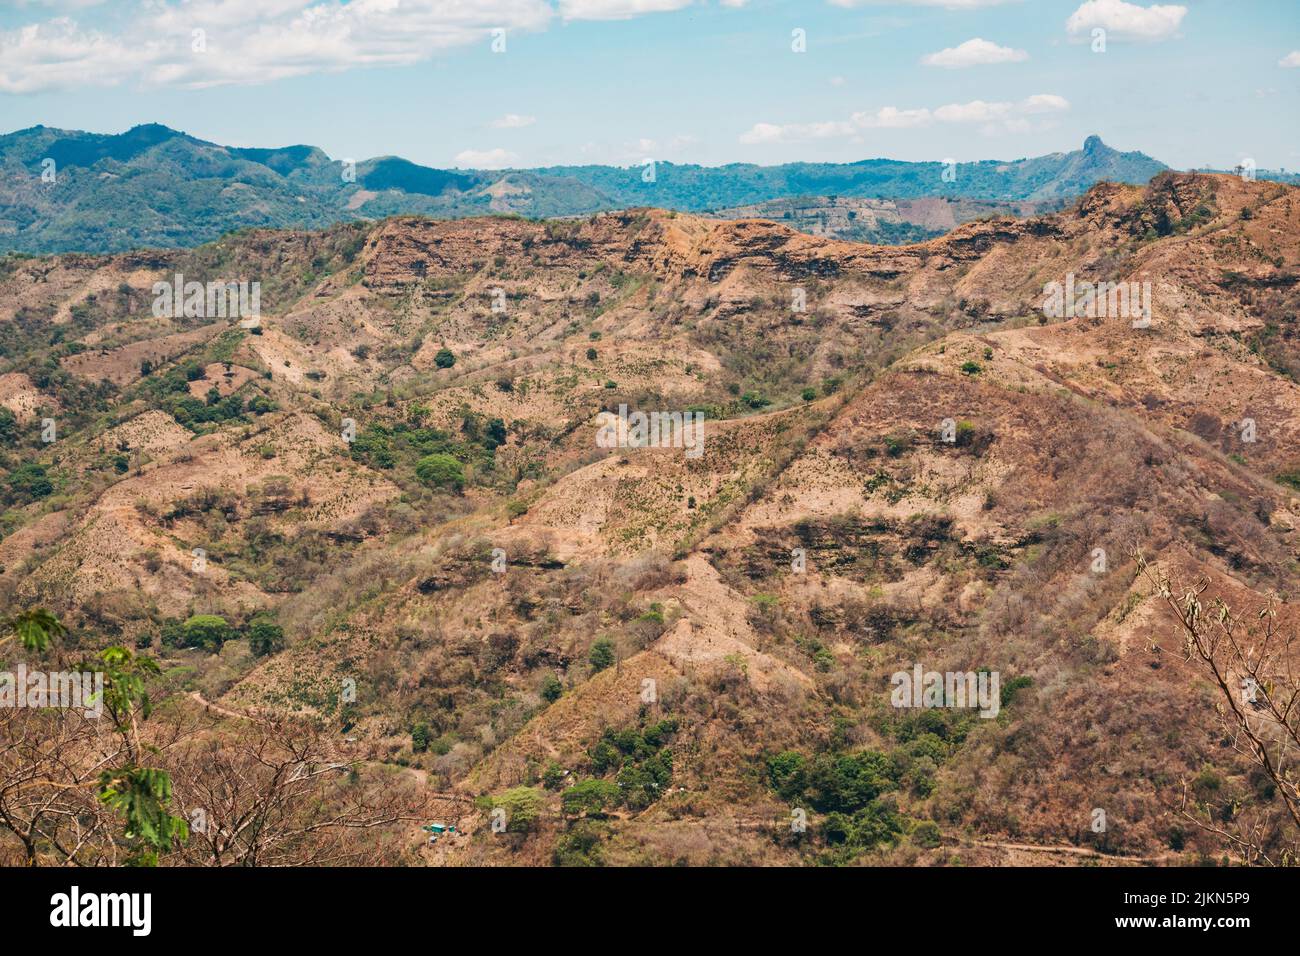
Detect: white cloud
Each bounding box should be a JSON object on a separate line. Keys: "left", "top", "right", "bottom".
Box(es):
{"left": 741, "top": 93, "right": 1068, "bottom": 143}
{"left": 0, "top": 1, "right": 557, "bottom": 93}
{"left": 148, "top": 0, "right": 309, "bottom": 30}
{"left": 13, "top": 1, "right": 107, "bottom": 8}
{"left": 933, "top": 101, "right": 1000, "bottom": 123}
{"left": 2, "top": 0, "right": 739, "bottom": 93}
{"left": 1280, "top": 51, "right": 1300, "bottom": 68}
{"left": 851, "top": 105, "right": 933, "bottom": 128}
{"left": 558, "top": 0, "right": 694, "bottom": 20}
{"left": 830, "top": 0, "right": 1021, "bottom": 8}
{"left": 491, "top": 113, "right": 537, "bottom": 128}
{"left": 0, "top": 18, "right": 149, "bottom": 94}
{"left": 739, "top": 120, "right": 856, "bottom": 144}
{"left": 921, "top": 38, "right": 1028, "bottom": 68}
{"left": 1065, "top": 1, "right": 1186, "bottom": 42}
{"left": 1020, "top": 93, "right": 1070, "bottom": 113}
{"left": 454, "top": 148, "right": 519, "bottom": 168}
{"left": 737, "top": 124, "right": 785, "bottom": 145}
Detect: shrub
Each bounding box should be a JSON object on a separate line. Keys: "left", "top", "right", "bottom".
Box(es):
{"left": 552, "top": 821, "right": 604, "bottom": 866}
{"left": 0, "top": 408, "right": 17, "bottom": 444}
{"left": 911, "top": 820, "right": 942, "bottom": 849}
{"left": 159, "top": 619, "right": 186, "bottom": 649}
{"left": 434, "top": 348, "right": 456, "bottom": 369}
{"left": 7, "top": 463, "right": 53, "bottom": 500}
{"left": 999, "top": 674, "right": 1033, "bottom": 708}
{"left": 540, "top": 673, "right": 563, "bottom": 702}
{"left": 1276, "top": 472, "right": 1300, "bottom": 491}
{"left": 883, "top": 434, "right": 910, "bottom": 457}
{"left": 767, "top": 751, "right": 808, "bottom": 801}
{"left": 960, "top": 361, "right": 982, "bottom": 375}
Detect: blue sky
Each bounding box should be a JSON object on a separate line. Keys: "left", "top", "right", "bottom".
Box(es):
{"left": 1, "top": 0, "right": 1297, "bottom": 171}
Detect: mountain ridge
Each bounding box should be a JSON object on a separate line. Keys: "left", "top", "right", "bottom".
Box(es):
{"left": 0, "top": 124, "right": 1175, "bottom": 255}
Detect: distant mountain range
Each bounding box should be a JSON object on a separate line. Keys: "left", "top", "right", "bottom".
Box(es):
{"left": 0, "top": 124, "right": 1213, "bottom": 254}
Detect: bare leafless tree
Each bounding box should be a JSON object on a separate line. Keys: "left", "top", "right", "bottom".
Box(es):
{"left": 165, "top": 715, "right": 428, "bottom": 866}
{"left": 1136, "top": 552, "right": 1299, "bottom": 865}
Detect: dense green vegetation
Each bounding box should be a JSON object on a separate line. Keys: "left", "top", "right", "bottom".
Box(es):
{"left": 582, "top": 717, "right": 678, "bottom": 812}
{"left": 137, "top": 356, "right": 276, "bottom": 431}
{"left": 158, "top": 612, "right": 284, "bottom": 655}
{"left": 348, "top": 407, "right": 506, "bottom": 492}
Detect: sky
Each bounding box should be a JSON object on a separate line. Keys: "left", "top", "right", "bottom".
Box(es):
{"left": 0, "top": 0, "right": 1297, "bottom": 171}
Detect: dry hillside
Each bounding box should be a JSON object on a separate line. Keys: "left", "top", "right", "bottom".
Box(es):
{"left": 1, "top": 171, "right": 1297, "bottom": 866}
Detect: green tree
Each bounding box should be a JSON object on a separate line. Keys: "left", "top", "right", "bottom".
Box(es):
{"left": 5, "top": 612, "right": 186, "bottom": 865}
{"left": 588, "top": 638, "right": 615, "bottom": 672}
{"left": 767, "top": 750, "right": 808, "bottom": 801}
{"left": 247, "top": 616, "right": 284, "bottom": 657}
{"left": 542, "top": 760, "right": 566, "bottom": 790}
{"left": 562, "top": 779, "right": 621, "bottom": 817}
{"left": 411, "top": 722, "right": 431, "bottom": 753}
{"left": 484, "top": 417, "right": 507, "bottom": 449}
{"left": 181, "top": 614, "right": 233, "bottom": 653}
{"left": 618, "top": 751, "right": 672, "bottom": 811}
{"left": 1, "top": 607, "right": 67, "bottom": 653}
{"left": 492, "top": 786, "right": 544, "bottom": 833}
{"left": 414, "top": 453, "right": 465, "bottom": 492}
{"left": 434, "top": 348, "right": 456, "bottom": 369}
{"left": 806, "top": 750, "right": 896, "bottom": 814}
{"left": 91, "top": 647, "right": 188, "bottom": 863}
